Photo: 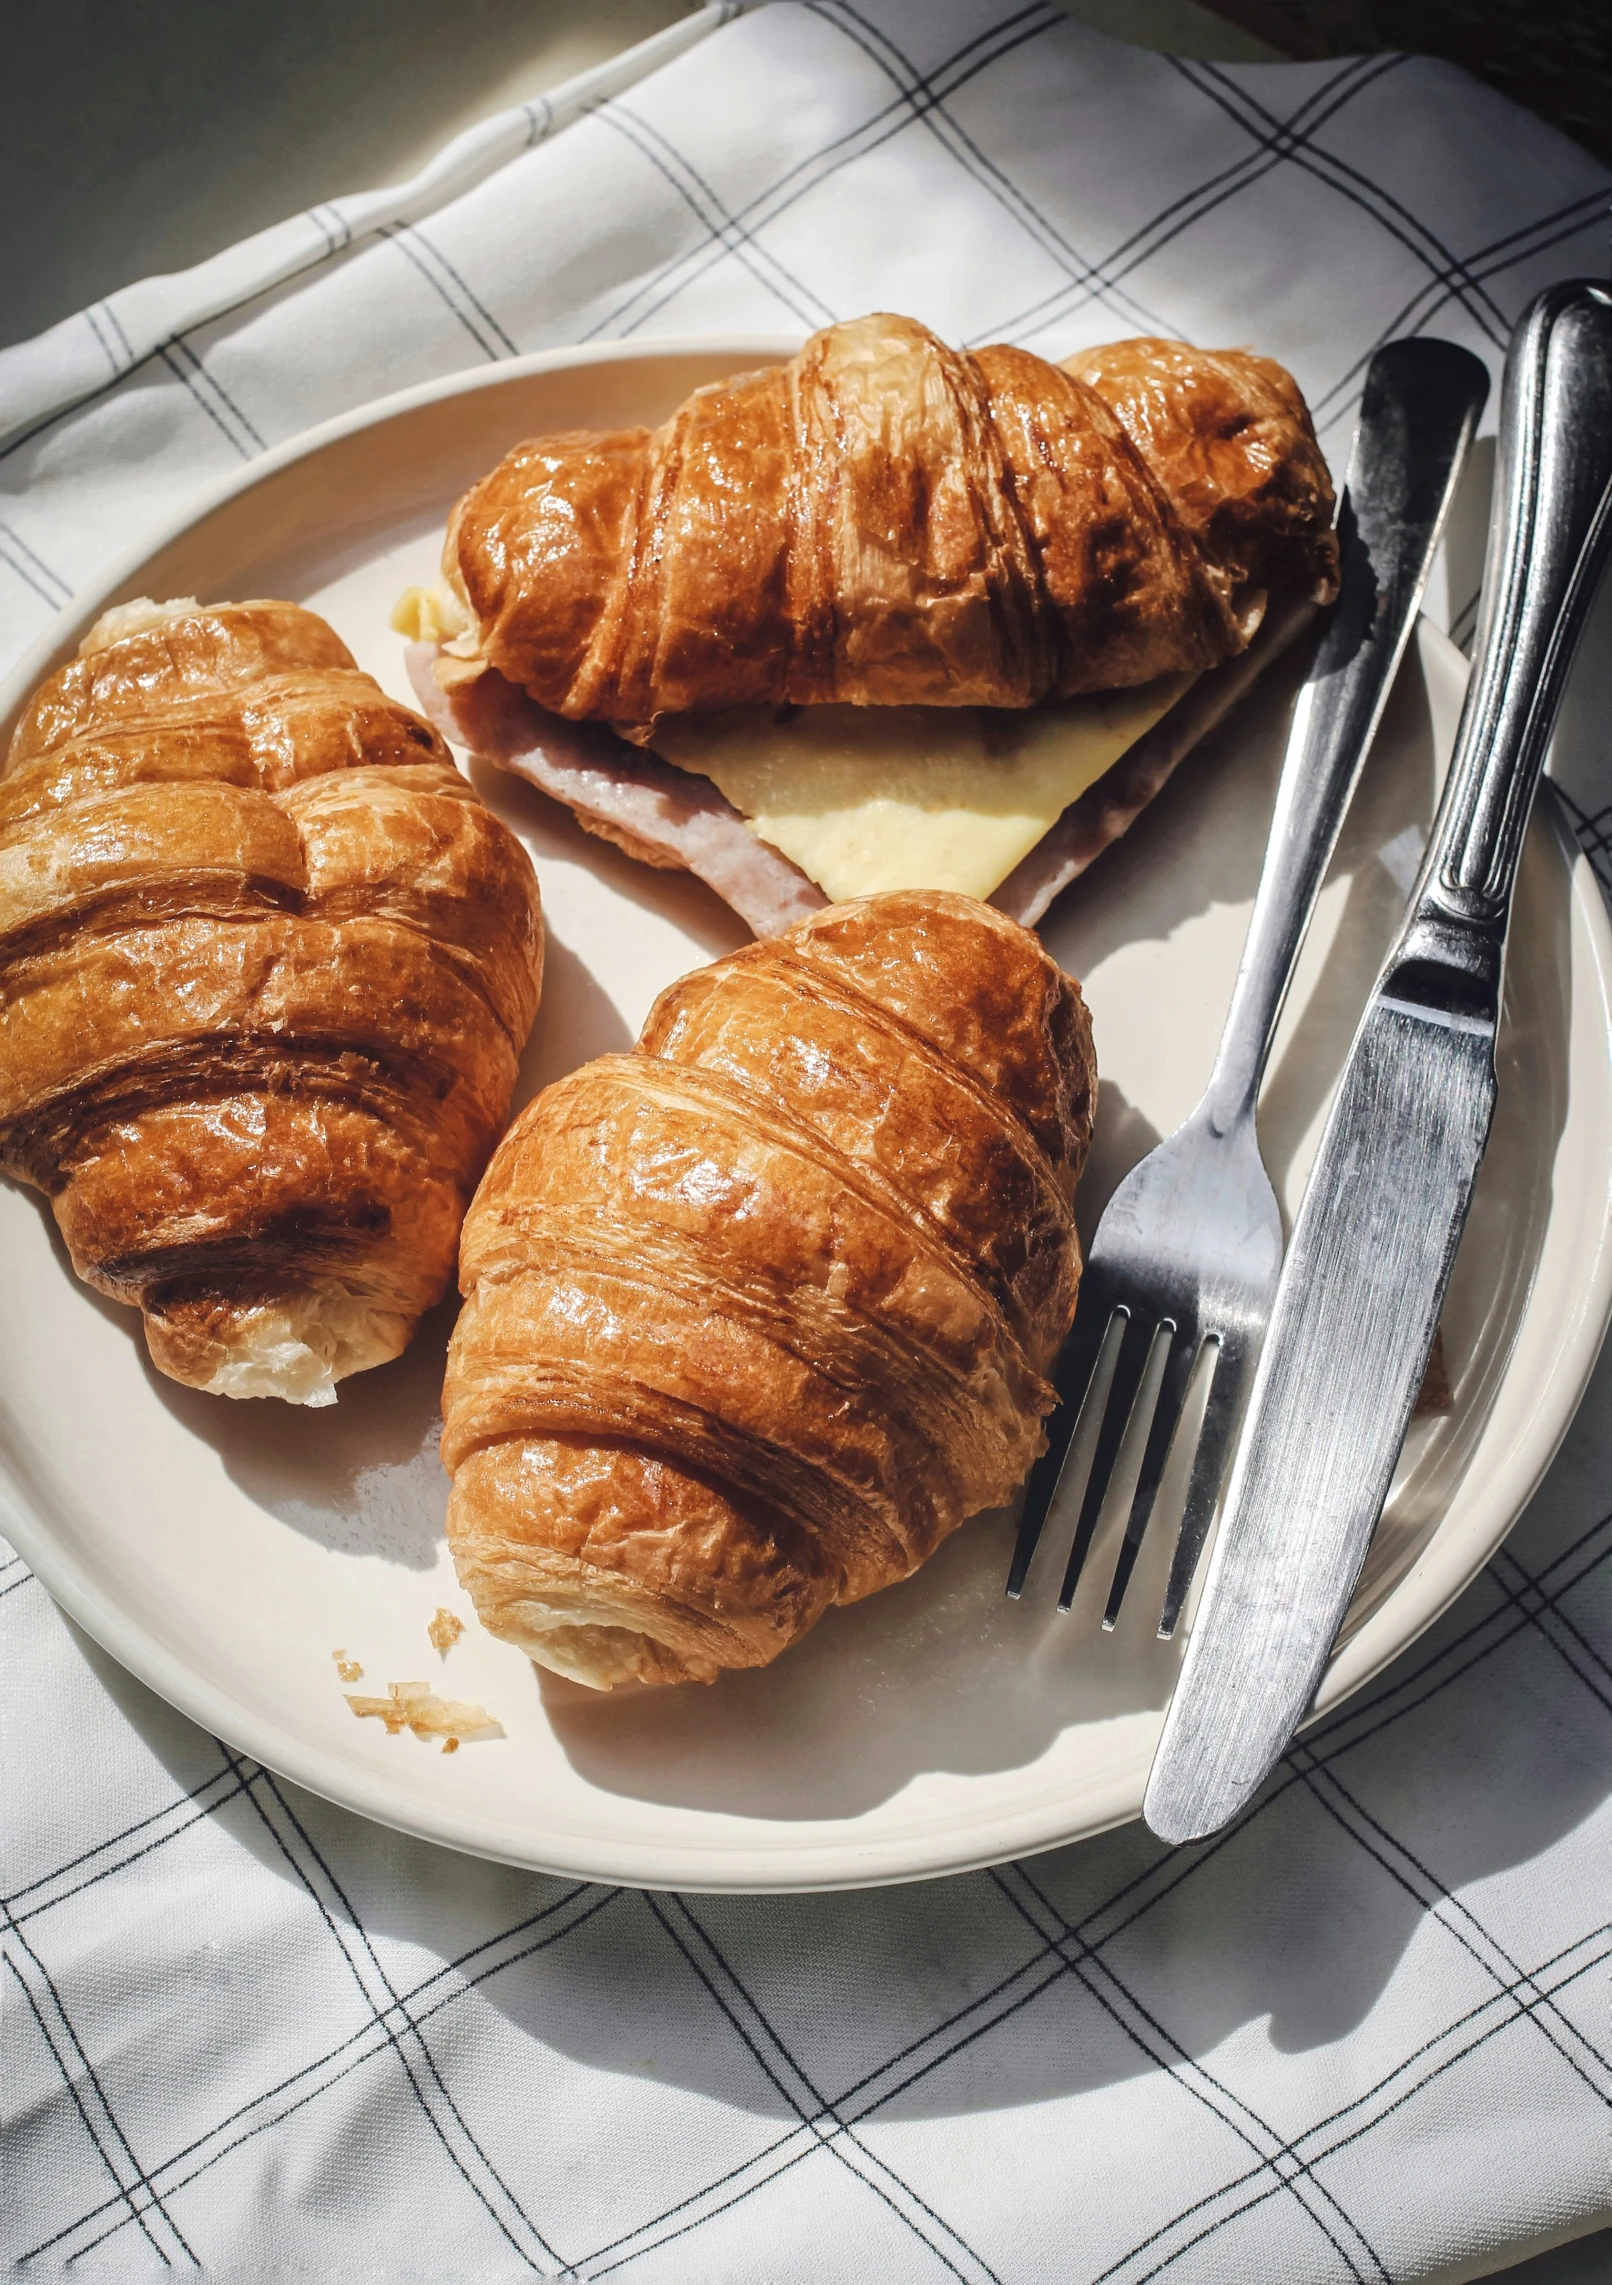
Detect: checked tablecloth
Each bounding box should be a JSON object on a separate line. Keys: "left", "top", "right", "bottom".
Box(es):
{"left": 4, "top": 5, "right": 1612, "bottom": 2278}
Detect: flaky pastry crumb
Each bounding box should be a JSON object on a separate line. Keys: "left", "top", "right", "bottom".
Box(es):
{"left": 345, "top": 1680, "right": 501, "bottom": 1751}
{"left": 427, "top": 1607, "right": 465, "bottom": 1655}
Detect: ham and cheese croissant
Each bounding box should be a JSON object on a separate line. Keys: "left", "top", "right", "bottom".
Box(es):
{"left": 440, "top": 889, "right": 1094, "bottom": 1688}
{"left": 0, "top": 597, "right": 543, "bottom": 1405}
{"left": 440, "top": 313, "right": 1336, "bottom": 724}
{"left": 417, "top": 313, "right": 1338, "bottom": 933}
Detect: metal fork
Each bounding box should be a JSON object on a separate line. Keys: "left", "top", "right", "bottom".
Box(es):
{"left": 1006, "top": 337, "right": 1489, "bottom": 1636}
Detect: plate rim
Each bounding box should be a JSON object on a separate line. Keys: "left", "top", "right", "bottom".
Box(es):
{"left": 4, "top": 347, "right": 1611, "bottom": 1892}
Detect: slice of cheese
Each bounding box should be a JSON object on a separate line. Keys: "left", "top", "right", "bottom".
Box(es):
{"left": 651, "top": 677, "right": 1192, "bottom": 903}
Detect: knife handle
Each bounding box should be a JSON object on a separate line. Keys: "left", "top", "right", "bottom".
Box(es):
{"left": 1398, "top": 281, "right": 1612, "bottom": 1008}
{"left": 1202, "top": 337, "right": 1486, "bottom": 1132}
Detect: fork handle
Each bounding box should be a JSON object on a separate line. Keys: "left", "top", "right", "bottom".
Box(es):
{"left": 1201, "top": 338, "right": 1489, "bottom": 1136}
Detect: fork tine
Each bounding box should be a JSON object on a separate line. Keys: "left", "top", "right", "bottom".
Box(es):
{"left": 1005, "top": 1288, "right": 1118, "bottom": 1598}
{"left": 1057, "top": 1308, "right": 1155, "bottom": 1612}
{"left": 1157, "top": 1334, "right": 1245, "bottom": 1639}
{"left": 1102, "top": 1323, "right": 1200, "bottom": 1631}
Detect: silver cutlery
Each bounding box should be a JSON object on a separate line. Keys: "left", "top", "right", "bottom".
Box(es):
{"left": 1144, "top": 278, "right": 1612, "bottom": 1845}
{"left": 1006, "top": 336, "right": 1488, "bottom": 1633}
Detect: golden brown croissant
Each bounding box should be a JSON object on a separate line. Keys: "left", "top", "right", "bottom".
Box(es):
{"left": 439, "top": 312, "right": 1337, "bottom": 727}
{"left": 0, "top": 597, "right": 543, "bottom": 1404}
{"left": 440, "top": 889, "right": 1094, "bottom": 1688}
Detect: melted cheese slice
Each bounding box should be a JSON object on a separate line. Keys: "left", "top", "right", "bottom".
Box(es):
{"left": 652, "top": 677, "right": 1193, "bottom": 903}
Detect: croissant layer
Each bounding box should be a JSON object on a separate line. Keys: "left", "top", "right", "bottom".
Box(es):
{"left": 443, "top": 313, "right": 1336, "bottom": 725}
{"left": 2, "top": 598, "right": 543, "bottom": 1403}
{"left": 443, "top": 889, "right": 1095, "bottom": 1687}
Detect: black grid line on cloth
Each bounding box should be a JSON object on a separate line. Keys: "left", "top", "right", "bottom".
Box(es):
{"left": 79, "top": 303, "right": 126, "bottom": 384}
{"left": 582, "top": 2131, "right": 827, "bottom": 2282}
{"left": 307, "top": 201, "right": 354, "bottom": 259}
{"left": 575, "top": 1908, "right": 1125, "bottom": 2275}
{"left": 98, "top": 293, "right": 137, "bottom": 370}
{"left": 1555, "top": 783, "right": 1612, "bottom": 897}
{"left": 18, "top": 1505, "right": 1612, "bottom": 2275}
{"left": 1450, "top": 583, "right": 1482, "bottom": 650}
{"left": 24, "top": 1870, "right": 618, "bottom": 2272}
{"left": 1305, "top": 1507, "right": 1612, "bottom": 1762}
{"left": 581, "top": 1, "right": 1155, "bottom": 347}
{"left": 990, "top": 1861, "right": 1389, "bottom": 2285}
{"left": 157, "top": 340, "right": 263, "bottom": 459}
{"left": 3, "top": 1748, "right": 254, "bottom": 1930}
{"left": 1181, "top": 58, "right": 1514, "bottom": 349}
{"left": 1042, "top": 1532, "right": 1612, "bottom": 2280}
{"left": 1085, "top": 1926, "right": 1611, "bottom": 2285}
{"left": 517, "top": 1906, "right": 1080, "bottom": 2275}
{"left": 232, "top": 1759, "right": 567, "bottom": 2274}
{"left": 1306, "top": 185, "right": 1612, "bottom": 430}
{"left": 0, "top": 520, "right": 71, "bottom": 606}
{"left": 0, "top": 183, "right": 426, "bottom": 474}
{"left": 0, "top": 16, "right": 745, "bottom": 467}
{"left": 1291, "top": 1750, "right": 1612, "bottom": 2099}
{"left": 0, "top": 212, "right": 387, "bottom": 469}
{"left": 3, "top": 1910, "right": 198, "bottom": 2267}
{"left": 0, "top": 1563, "right": 38, "bottom": 1602}
{"left": 32, "top": 1501, "right": 1609, "bottom": 2274}
{"left": 1018, "top": 1510, "right": 1612, "bottom": 1984}
{"left": 1, "top": 336, "right": 221, "bottom": 470}
{"left": 590, "top": 100, "right": 838, "bottom": 332}
{"left": 377, "top": 223, "right": 520, "bottom": 360}
{"left": 641, "top": 1893, "right": 1006, "bottom": 2285}
{"left": 977, "top": 50, "right": 1404, "bottom": 353}
{"left": 805, "top": 0, "right": 1179, "bottom": 344}
{"left": 0, "top": 550, "right": 59, "bottom": 614}
{"left": 1486, "top": 1544, "right": 1612, "bottom": 1719}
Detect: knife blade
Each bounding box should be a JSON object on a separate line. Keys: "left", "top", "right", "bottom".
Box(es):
{"left": 1144, "top": 279, "right": 1612, "bottom": 1847}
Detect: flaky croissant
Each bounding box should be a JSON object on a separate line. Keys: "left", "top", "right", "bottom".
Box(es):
{"left": 441, "top": 889, "right": 1095, "bottom": 1688}
{"left": 439, "top": 312, "right": 1337, "bottom": 728}
{"left": 0, "top": 598, "right": 543, "bottom": 1404}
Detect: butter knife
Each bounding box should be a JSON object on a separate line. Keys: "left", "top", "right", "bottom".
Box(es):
{"left": 1144, "top": 278, "right": 1612, "bottom": 1847}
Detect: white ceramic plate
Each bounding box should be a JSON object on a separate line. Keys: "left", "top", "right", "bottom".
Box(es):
{"left": 5, "top": 342, "right": 1612, "bottom": 1893}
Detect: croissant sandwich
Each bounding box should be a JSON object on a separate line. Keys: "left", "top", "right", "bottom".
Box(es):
{"left": 441, "top": 888, "right": 1095, "bottom": 1688}
{"left": 0, "top": 597, "right": 543, "bottom": 1405}
{"left": 404, "top": 313, "right": 1338, "bottom": 935}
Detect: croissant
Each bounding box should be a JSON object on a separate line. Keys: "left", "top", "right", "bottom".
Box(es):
{"left": 438, "top": 312, "right": 1337, "bottom": 726}
{"left": 441, "top": 889, "right": 1095, "bottom": 1688}
{"left": 0, "top": 597, "right": 543, "bottom": 1405}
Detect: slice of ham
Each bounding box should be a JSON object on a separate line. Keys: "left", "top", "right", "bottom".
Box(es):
{"left": 408, "top": 647, "right": 827, "bottom": 938}
{"left": 410, "top": 600, "right": 1319, "bottom": 940}
{"left": 989, "top": 594, "right": 1320, "bottom": 926}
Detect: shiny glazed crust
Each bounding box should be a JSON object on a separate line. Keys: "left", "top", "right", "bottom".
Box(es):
{"left": 441, "top": 889, "right": 1095, "bottom": 1688}
{"left": 0, "top": 601, "right": 544, "bottom": 1404}
{"left": 442, "top": 313, "right": 1338, "bottom": 727}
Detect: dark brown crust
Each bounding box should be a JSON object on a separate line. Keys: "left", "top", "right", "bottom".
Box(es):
{"left": 442, "top": 891, "right": 1096, "bottom": 1687}
{"left": 443, "top": 314, "right": 1337, "bottom": 727}
{"left": 1, "top": 601, "right": 544, "bottom": 1397}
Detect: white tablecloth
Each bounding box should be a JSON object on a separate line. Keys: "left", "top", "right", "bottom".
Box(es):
{"left": 4, "top": 6, "right": 1610, "bottom": 2277}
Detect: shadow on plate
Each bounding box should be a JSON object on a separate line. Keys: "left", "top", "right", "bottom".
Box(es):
{"left": 540, "top": 1497, "right": 1184, "bottom": 1824}
{"left": 465, "top": 750, "right": 751, "bottom": 975}
{"left": 535, "top": 1073, "right": 1165, "bottom": 1822}
{"left": 112, "top": 1309, "right": 1612, "bottom": 2126}
{"left": 118, "top": 896, "right": 645, "bottom": 1571}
